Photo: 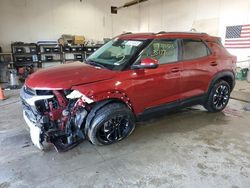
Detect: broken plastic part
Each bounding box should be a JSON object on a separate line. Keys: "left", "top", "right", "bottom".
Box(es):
{"left": 30, "top": 125, "right": 43, "bottom": 150}
{"left": 23, "top": 111, "right": 44, "bottom": 150}
{"left": 66, "top": 90, "right": 94, "bottom": 104}
{"left": 26, "top": 96, "right": 54, "bottom": 106}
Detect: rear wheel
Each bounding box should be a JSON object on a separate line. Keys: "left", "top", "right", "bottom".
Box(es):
{"left": 88, "top": 103, "right": 135, "bottom": 145}
{"left": 204, "top": 80, "right": 231, "bottom": 112}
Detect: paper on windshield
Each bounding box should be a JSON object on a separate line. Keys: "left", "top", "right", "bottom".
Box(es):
{"left": 125, "top": 41, "right": 142, "bottom": 46}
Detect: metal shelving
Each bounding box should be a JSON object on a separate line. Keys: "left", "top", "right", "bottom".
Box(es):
{"left": 11, "top": 43, "right": 38, "bottom": 67}
{"left": 10, "top": 41, "right": 102, "bottom": 69}
{"left": 37, "top": 42, "right": 63, "bottom": 68}
{"left": 63, "top": 45, "right": 84, "bottom": 62}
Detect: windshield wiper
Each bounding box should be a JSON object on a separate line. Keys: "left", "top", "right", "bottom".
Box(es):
{"left": 86, "top": 60, "right": 106, "bottom": 69}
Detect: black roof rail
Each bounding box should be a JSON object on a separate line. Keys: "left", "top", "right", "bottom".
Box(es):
{"left": 120, "top": 32, "right": 133, "bottom": 35}
{"left": 156, "top": 31, "right": 167, "bottom": 34}
{"left": 155, "top": 31, "right": 209, "bottom": 35}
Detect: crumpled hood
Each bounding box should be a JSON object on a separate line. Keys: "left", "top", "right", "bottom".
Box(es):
{"left": 25, "top": 62, "right": 116, "bottom": 89}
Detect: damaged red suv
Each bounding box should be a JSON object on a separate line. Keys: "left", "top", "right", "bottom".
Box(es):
{"left": 21, "top": 32, "right": 236, "bottom": 151}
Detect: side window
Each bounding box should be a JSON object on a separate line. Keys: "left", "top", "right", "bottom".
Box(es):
{"left": 140, "top": 39, "right": 178, "bottom": 64}
{"left": 182, "top": 39, "right": 210, "bottom": 60}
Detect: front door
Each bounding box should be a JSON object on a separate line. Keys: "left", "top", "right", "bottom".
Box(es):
{"left": 130, "top": 39, "right": 183, "bottom": 113}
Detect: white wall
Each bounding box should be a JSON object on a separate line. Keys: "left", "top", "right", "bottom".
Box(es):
{"left": 139, "top": 0, "right": 250, "bottom": 35}
{"left": 0, "top": 0, "right": 140, "bottom": 52}
{"left": 1, "top": 0, "right": 250, "bottom": 62}
{"left": 138, "top": 0, "right": 250, "bottom": 61}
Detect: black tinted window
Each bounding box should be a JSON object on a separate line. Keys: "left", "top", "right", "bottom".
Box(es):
{"left": 183, "top": 39, "right": 210, "bottom": 60}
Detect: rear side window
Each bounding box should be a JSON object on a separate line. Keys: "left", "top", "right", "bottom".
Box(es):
{"left": 182, "top": 39, "right": 210, "bottom": 60}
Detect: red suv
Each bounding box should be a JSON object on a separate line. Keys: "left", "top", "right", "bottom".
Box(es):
{"left": 21, "top": 32, "right": 236, "bottom": 151}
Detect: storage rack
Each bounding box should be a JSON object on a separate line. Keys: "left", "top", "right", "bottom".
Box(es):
{"left": 11, "top": 43, "right": 38, "bottom": 67}
{"left": 63, "top": 44, "right": 84, "bottom": 62}
{"left": 37, "top": 42, "right": 63, "bottom": 68}
{"left": 10, "top": 42, "right": 102, "bottom": 68}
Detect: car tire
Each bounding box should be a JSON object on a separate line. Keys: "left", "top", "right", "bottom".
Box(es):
{"left": 204, "top": 80, "right": 231, "bottom": 112}
{"left": 88, "top": 103, "right": 135, "bottom": 145}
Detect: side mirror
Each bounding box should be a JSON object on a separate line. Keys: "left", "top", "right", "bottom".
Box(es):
{"left": 131, "top": 58, "right": 159, "bottom": 69}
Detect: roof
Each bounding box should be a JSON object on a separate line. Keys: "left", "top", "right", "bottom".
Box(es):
{"left": 117, "top": 32, "right": 218, "bottom": 41}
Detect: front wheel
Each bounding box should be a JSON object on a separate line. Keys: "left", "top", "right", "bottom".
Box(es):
{"left": 204, "top": 80, "right": 231, "bottom": 112}
{"left": 88, "top": 103, "right": 135, "bottom": 145}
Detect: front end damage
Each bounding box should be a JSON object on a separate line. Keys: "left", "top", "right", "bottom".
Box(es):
{"left": 20, "top": 85, "right": 93, "bottom": 152}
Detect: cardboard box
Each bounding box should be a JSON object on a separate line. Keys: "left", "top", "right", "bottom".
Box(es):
{"left": 74, "top": 35, "right": 85, "bottom": 45}
{"left": 59, "top": 34, "right": 74, "bottom": 45}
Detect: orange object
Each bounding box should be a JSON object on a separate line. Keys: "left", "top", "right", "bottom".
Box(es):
{"left": 0, "top": 86, "right": 6, "bottom": 100}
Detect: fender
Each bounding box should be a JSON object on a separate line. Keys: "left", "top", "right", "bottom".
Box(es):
{"left": 71, "top": 88, "right": 133, "bottom": 110}
{"left": 90, "top": 90, "right": 132, "bottom": 108}
{"left": 72, "top": 82, "right": 135, "bottom": 135}
{"left": 71, "top": 78, "right": 135, "bottom": 111}
{"left": 207, "top": 70, "right": 235, "bottom": 94}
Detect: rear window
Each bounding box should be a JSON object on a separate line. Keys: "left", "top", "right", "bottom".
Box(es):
{"left": 182, "top": 39, "right": 210, "bottom": 60}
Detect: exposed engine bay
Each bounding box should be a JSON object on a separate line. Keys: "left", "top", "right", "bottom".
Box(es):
{"left": 20, "top": 85, "right": 94, "bottom": 152}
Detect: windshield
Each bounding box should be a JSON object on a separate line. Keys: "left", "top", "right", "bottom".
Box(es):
{"left": 86, "top": 39, "right": 145, "bottom": 70}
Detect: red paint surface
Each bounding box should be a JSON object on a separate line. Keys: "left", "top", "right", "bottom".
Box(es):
{"left": 25, "top": 32, "right": 236, "bottom": 115}
{"left": 26, "top": 62, "right": 116, "bottom": 89}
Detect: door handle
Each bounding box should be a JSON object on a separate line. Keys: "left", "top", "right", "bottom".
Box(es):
{"left": 210, "top": 61, "right": 218, "bottom": 66}
{"left": 171, "top": 67, "right": 180, "bottom": 73}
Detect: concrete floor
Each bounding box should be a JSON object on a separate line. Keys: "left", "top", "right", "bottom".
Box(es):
{"left": 0, "top": 88, "right": 250, "bottom": 188}
{"left": 231, "top": 80, "right": 250, "bottom": 103}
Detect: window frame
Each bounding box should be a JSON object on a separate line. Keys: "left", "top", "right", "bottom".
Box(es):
{"left": 131, "top": 38, "right": 182, "bottom": 67}
{"left": 124, "top": 39, "right": 153, "bottom": 70}
{"left": 180, "top": 38, "right": 212, "bottom": 61}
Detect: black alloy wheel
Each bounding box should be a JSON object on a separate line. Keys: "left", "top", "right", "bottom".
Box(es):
{"left": 204, "top": 80, "right": 231, "bottom": 112}
{"left": 212, "top": 84, "right": 230, "bottom": 110}
{"left": 88, "top": 103, "right": 135, "bottom": 145}
{"left": 96, "top": 115, "right": 130, "bottom": 144}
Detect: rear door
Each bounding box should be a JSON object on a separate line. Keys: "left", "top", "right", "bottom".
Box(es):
{"left": 180, "top": 38, "right": 217, "bottom": 99}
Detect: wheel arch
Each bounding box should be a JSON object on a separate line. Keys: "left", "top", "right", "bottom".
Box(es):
{"left": 91, "top": 90, "right": 133, "bottom": 110}
{"left": 207, "top": 71, "right": 235, "bottom": 93}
